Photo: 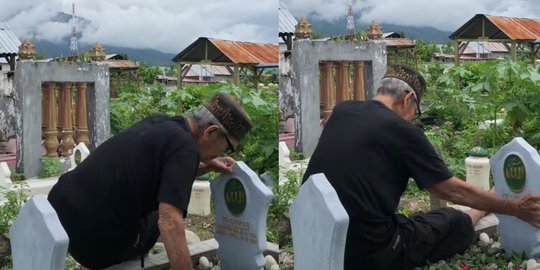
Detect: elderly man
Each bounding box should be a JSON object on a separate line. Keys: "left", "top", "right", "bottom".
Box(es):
{"left": 48, "top": 92, "right": 252, "bottom": 269}
{"left": 302, "top": 64, "right": 540, "bottom": 269}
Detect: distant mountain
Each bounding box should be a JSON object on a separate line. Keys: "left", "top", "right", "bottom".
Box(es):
{"left": 34, "top": 39, "right": 177, "bottom": 66}
{"left": 31, "top": 12, "right": 176, "bottom": 66}
{"left": 308, "top": 16, "right": 453, "bottom": 43}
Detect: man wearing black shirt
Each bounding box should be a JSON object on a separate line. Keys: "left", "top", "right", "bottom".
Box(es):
{"left": 303, "top": 65, "right": 540, "bottom": 269}
{"left": 48, "top": 92, "right": 252, "bottom": 269}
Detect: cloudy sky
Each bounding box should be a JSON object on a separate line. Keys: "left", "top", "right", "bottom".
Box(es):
{"left": 1, "top": 0, "right": 278, "bottom": 53}
{"left": 283, "top": 0, "right": 540, "bottom": 32}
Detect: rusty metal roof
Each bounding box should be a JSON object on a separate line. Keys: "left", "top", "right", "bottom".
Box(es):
{"left": 450, "top": 14, "right": 540, "bottom": 41}
{"left": 0, "top": 23, "right": 21, "bottom": 56}
{"left": 382, "top": 38, "right": 415, "bottom": 48}
{"left": 172, "top": 37, "right": 278, "bottom": 65}
{"left": 102, "top": 60, "right": 138, "bottom": 70}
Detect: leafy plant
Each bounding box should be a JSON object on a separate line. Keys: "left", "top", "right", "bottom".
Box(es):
{"left": 0, "top": 184, "right": 28, "bottom": 236}
{"left": 38, "top": 156, "right": 62, "bottom": 178}
{"left": 9, "top": 172, "right": 25, "bottom": 182}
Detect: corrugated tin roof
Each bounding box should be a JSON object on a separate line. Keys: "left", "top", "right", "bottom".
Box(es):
{"left": 279, "top": 1, "right": 297, "bottom": 34}
{"left": 382, "top": 38, "right": 415, "bottom": 48}
{"left": 183, "top": 64, "right": 232, "bottom": 77}
{"left": 450, "top": 14, "right": 540, "bottom": 41}
{"left": 0, "top": 23, "right": 21, "bottom": 56}
{"left": 102, "top": 60, "right": 138, "bottom": 70}
{"left": 461, "top": 41, "right": 509, "bottom": 54}
{"left": 172, "top": 37, "right": 278, "bottom": 65}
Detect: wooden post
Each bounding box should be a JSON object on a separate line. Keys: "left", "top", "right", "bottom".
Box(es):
{"left": 75, "top": 82, "right": 90, "bottom": 147}
{"left": 327, "top": 62, "right": 336, "bottom": 115}
{"left": 511, "top": 41, "right": 517, "bottom": 61}
{"left": 61, "top": 82, "right": 75, "bottom": 156}
{"left": 233, "top": 65, "right": 240, "bottom": 86}
{"left": 353, "top": 61, "right": 365, "bottom": 101}
{"left": 44, "top": 82, "right": 59, "bottom": 157}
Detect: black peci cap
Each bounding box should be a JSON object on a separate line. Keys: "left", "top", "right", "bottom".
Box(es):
{"left": 204, "top": 92, "right": 253, "bottom": 141}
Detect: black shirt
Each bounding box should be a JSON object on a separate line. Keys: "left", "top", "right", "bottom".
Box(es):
{"left": 302, "top": 100, "right": 452, "bottom": 264}
{"left": 48, "top": 115, "right": 199, "bottom": 243}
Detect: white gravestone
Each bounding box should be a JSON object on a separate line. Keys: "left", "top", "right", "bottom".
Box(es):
{"left": 211, "top": 161, "right": 274, "bottom": 270}
{"left": 9, "top": 194, "right": 69, "bottom": 270}
{"left": 69, "top": 142, "right": 90, "bottom": 171}
{"left": 491, "top": 137, "right": 540, "bottom": 258}
{"left": 0, "top": 161, "right": 12, "bottom": 189}
{"left": 188, "top": 180, "right": 211, "bottom": 216}
{"left": 290, "top": 173, "right": 349, "bottom": 270}
{"left": 279, "top": 141, "right": 292, "bottom": 170}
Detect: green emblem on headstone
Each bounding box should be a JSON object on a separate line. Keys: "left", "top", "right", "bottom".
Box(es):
{"left": 74, "top": 149, "right": 82, "bottom": 165}
{"left": 224, "top": 178, "right": 246, "bottom": 216}
{"left": 504, "top": 154, "right": 526, "bottom": 193}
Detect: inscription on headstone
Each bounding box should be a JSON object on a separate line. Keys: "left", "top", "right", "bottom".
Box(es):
{"left": 211, "top": 161, "right": 273, "bottom": 270}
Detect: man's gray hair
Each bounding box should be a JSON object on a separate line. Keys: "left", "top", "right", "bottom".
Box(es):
{"left": 376, "top": 77, "right": 415, "bottom": 101}
{"left": 190, "top": 106, "right": 230, "bottom": 135}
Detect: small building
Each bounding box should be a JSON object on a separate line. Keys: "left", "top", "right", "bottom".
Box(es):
{"left": 172, "top": 37, "right": 278, "bottom": 87}
{"left": 450, "top": 14, "right": 540, "bottom": 64}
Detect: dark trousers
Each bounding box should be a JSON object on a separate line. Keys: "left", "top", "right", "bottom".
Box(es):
{"left": 348, "top": 207, "right": 475, "bottom": 270}
{"left": 67, "top": 211, "right": 160, "bottom": 269}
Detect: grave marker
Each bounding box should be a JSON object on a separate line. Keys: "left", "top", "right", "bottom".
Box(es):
{"left": 210, "top": 161, "right": 273, "bottom": 270}
{"left": 9, "top": 194, "right": 69, "bottom": 270}
{"left": 279, "top": 141, "right": 292, "bottom": 170}
{"left": 0, "top": 162, "right": 12, "bottom": 189}
{"left": 290, "top": 173, "right": 349, "bottom": 270}
{"left": 491, "top": 137, "right": 540, "bottom": 258}
{"left": 69, "top": 142, "right": 90, "bottom": 171}
{"left": 188, "top": 180, "right": 211, "bottom": 216}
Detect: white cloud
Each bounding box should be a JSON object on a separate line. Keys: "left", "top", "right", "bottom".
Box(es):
{"left": 0, "top": 0, "right": 278, "bottom": 53}
{"left": 284, "top": 0, "right": 540, "bottom": 31}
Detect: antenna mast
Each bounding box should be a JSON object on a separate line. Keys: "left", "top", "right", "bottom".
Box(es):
{"left": 346, "top": 1, "right": 356, "bottom": 39}
{"left": 70, "top": 2, "right": 79, "bottom": 61}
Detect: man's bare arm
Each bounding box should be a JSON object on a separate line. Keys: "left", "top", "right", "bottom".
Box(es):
{"left": 429, "top": 177, "right": 540, "bottom": 227}
{"left": 158, "top": 202, "right": 192, "bottom": 270}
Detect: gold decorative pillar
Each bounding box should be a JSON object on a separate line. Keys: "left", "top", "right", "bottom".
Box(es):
{"left": 44, "top": 82, "right": 59, "bottom": 157}
{"left": 320, "top": 62, "right": 335, "bottom": 118}
{"left": 42, "top": 83, "right": 48, "bottom": 134}
{"left": 57, "top": 86, "right": 64, "bottom": 142}
{"left": 319, "top": 63, "right": 328, "bottom": 118}
{"left": 18, "top": 39, "right": 36, "bottom": 60}
{"left": 75, "top": 82, "right": 90, "bottom": 147}
{"left": 353, "top": 61, "right": 366, "bottom": 101}
{"left": 295, "top": 17, "right": 313, "bottom": 39}
{"left": 335, "top": 61, "right": 350, "bottom": 102}
{"left": 61, "top": 82, "right": 75, "bottom": 156}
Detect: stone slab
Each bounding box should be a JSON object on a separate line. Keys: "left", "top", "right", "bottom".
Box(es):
{"left": 290, "top": 173, "right": 349, "bottom": 270}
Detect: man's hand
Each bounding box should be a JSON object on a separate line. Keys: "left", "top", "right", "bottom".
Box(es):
{"left": 513, "top": 194, "right": 540, "bottom": 227}
{"left": 199, "top": 157, "right": 236, "bottom": 175}
{"left": 429, "top": 177, "right": 540, "bottom": 228}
